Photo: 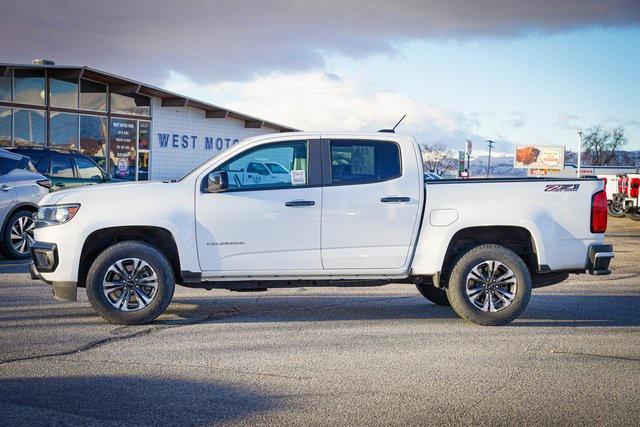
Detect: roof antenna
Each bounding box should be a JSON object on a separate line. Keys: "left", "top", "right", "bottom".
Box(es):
{"left": 378, "top": 114, "right": 406, "bottom": 133}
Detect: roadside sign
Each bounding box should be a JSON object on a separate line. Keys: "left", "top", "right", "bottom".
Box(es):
{"left": 514, "top": 144, "right": 565, "bottom": 170}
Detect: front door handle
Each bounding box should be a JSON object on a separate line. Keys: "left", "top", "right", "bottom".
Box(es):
{"left": 1, "top": 185, "right": 12, "bottom": 192}
{"left": 285, "top": 200, "right": 315, "bottom": 207}
{"left": 381, "top": 196, "right": 410, "bottom": 203}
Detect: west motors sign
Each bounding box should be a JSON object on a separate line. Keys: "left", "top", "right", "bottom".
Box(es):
{"left": 157, "top": 133, "right": 240, "bottom": 151}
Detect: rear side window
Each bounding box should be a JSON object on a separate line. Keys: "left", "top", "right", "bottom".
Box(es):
{"left": 50, "top": 155, "right": 74, "bottom": 178}
{"left": 330, "top": 140, "right": 401, "bottom": 184}
{"left": 0, "top": 156, "right": 35, "bottom": 174}
{"left": 0, "top": 157, "right": 20, "bottom": 175}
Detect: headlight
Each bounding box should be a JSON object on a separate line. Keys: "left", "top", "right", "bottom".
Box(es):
{"left": 36, "top": 204, "right": 81, "bottom": 227}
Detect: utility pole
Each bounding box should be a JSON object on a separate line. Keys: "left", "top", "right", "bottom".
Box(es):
{"left": 486, "top": 140, "right": 494, "bottom": 178}
{"left": 577, "top": 130, "right": 583, "bottom": 178}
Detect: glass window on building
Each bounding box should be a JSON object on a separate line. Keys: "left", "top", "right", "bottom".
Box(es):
{"left": 109, "top": 118, "right": 137, "bottom": 181}
{"left": 0, "top": 67, "right": 12, "bottom": 101}
{"left": 50, "top": 77, "right": 78, "bottom": 109}
{"left": 80, "top": 79, "right": 107, "bottom": 111}
{"left": 110, "top": 93, "right": 150, "bottom": 116}
{"left": 80, "top": 115, "right": 108, "bottom": 170}
{"left": 0, "top": 107, "right": 11, "bottom": 147}
{"left": 138, "top": 152, "right": 149, "bottom": 181}
{"left": 13, "top": 108, "right": 45, "bottom": 147}
{"left": 50, "top": 112, "right": 79, "bottom": 149}
{"left": 138, "top": 121, "right": 150, "bottom": 150}
{"left": 13, "top": 69, "right": 45, "bottom": 106}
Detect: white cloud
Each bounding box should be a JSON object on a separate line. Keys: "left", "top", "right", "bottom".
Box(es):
{"left": 163, "top": 70, "right": 484, "bottom": 150}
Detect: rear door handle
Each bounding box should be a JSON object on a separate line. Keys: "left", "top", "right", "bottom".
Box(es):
{"left": 1, "top": 185, "right": 12, "bottom": 192}
{"left": 285, "top": 200, "right": 315, "bottom": 207}
{"left": 381, "top": 196, "right": 410, "bottom": 203}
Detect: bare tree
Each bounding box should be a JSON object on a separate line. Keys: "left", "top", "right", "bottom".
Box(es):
{"left": 582, "top": 126, "right": 627, "bottom": 165}
{"left": 421, "top": 143, "right": 457, "bottom": 176}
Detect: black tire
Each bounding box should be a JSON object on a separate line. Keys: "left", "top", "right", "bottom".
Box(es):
{"left": 608, "top": 203, "right": 626, "bottom": 218}
{"left": 86, "top": 241, "right": 175, "bottom": 325}
{"left": 1, "top": 209, "right": 35, "bottom": 260}
{"left": 415, "top": 279, "right": 450, "bottom": 306}
{"left": 625, "top": 209, "right": 640, "bottom": 221}
{"left": 445, "top": 244, "right": 531, "bottom": 326}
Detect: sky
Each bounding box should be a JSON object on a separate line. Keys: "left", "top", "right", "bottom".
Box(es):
{"left": 1, "top": 0, "right": 639, "bottom": 155}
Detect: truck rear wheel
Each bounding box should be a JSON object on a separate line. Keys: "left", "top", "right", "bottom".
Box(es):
{"left": 415, "top": 279, "right": 450, "bottom": 306}
{"left": 445, "top": 244, "right": 531, "bottom": 326}
{"left": 86, "top": 241, "right": 175, "bottom": 325}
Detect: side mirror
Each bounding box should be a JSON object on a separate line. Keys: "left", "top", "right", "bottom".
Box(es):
{"left": 206, "top": 171, "right": 228, "bottom": 193}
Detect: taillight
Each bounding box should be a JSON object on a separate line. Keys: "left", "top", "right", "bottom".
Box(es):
{"left": 591, "top": 190, "right": 607, "bottom": 233}
{"left": 36, "top": 179, "right": 52, "bottom": 189}
{"left": 630, "top": 178, "right": 640, "bottom": 198}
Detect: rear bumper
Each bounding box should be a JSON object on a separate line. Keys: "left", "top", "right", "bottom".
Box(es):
{"left": 587, "top": 244, "right": 614, "bottom": 275}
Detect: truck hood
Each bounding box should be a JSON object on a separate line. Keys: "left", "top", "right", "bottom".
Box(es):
{"left": 39, "top": 181, "right": 177, "bottom": 206}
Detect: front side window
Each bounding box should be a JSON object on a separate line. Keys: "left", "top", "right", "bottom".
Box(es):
{"left": 330, "top": 140, "right": 401, "bottom": 184}
{"left": 215, "top": 141, "right": 307, "bottom": 190}
{"left": 75, "top": 156, "right": 103, "bottom": 180}
{"left": 50, "top": 155, "right": 74, "bottom": 178}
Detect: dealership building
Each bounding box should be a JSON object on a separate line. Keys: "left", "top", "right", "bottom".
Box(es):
{"left": 0, "top": 61, "right": 296, "bottom": 181}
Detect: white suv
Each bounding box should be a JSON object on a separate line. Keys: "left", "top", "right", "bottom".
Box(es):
{"left": 0, "top": 149, "right": 51, "bottom": 259}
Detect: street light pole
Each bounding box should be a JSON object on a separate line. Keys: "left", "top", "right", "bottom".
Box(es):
{"left": 486, "top": 140, "right": 494, "bottom": 178}
{"left": 577, "top": 130, "right": 583, "bottom": 178}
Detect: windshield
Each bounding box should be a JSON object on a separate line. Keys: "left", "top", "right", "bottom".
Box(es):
{"left": 266, "top": 163, "right": 289, "bottom": 174}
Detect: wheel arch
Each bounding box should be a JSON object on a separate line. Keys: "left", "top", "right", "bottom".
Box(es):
{"left": 439, "top": 225, "right": 539, "bottom": 284}
{"left": 78, "top": 226, "right": 181, "bottom": 287}
{"left": 1, "top": 202, "right": 38, "bottom": 237}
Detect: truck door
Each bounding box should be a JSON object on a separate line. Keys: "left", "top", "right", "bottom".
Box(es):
{"left": 321, "top": 139, "right": 422, "bottom": 270}
{"left": 196, "top": 138, "right": 323, "bottom": 272}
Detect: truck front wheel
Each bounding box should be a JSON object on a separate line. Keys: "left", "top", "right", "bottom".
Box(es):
{"left": 86, "top": 241, "right": 175, "bottom": 325}
{"left": 446, "top": 244, "right": 531, "bottom": 326}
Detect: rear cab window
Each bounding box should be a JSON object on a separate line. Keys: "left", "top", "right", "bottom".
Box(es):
{"left": 329, "top": 140, "right": 401, "bottom": 184}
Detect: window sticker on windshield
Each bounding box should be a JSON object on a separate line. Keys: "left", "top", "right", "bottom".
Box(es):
{"left": 291, "top": 170, "right": 306, "bottom": 186}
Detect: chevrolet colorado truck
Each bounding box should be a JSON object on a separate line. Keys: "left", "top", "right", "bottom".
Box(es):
{"left": 30, "top": 132, "right": 614, "bottom": 326}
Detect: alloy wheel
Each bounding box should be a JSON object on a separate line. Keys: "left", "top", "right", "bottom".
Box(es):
{"left": 10, "top": 215, "right": 35, "bottom": 255}
{"left": 465, "top": 260, "right": 517, "bottom": 312}
{"left": 103, "top": 258, "right": 159, "bottom": 312}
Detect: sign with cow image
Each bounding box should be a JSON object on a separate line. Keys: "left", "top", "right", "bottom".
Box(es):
{"left": 514, "top": 144, "right": 565, "bottom": 170}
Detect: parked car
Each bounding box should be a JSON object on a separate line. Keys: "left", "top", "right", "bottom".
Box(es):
{"left": 0, "top": 149, "right": 51, "bottom": 259}
{"left": 424, "top": 171, "right": 443, "bottom": 181}
{"left": 9, "top": 147, "right": 112, "bottom": 191}
{"left": 226, "top": 161, "right": 291, "bottom": 187}
{"left": 30, "top": 132, "right": 613, "bottom": 326}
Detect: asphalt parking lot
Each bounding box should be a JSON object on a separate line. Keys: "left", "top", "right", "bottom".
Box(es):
{"left": 0, "top": 218, "right": 639, "bottom": 425}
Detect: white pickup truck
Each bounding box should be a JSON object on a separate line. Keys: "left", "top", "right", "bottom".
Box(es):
{"left": 30, "top": 132, "right": 614, "bottom": 326}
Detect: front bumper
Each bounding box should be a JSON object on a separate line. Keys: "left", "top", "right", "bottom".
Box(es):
{"left": 587, "top": 244, "right": 614, "bottom": 275}
{"left": 30, "top": 241, "right": 77, "bottom": 301}
{"left": 30, "top": 241, "right": 58, "bottom": 273}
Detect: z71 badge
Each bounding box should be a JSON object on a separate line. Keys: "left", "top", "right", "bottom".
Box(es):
{"left": 544, "top": 184, "right": 580, "bottom": 192}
